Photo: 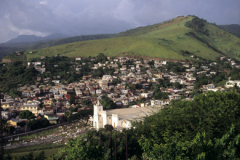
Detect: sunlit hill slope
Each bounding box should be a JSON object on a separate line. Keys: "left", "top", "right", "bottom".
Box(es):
{"left": 12, "top": 16, "right": 240, "bottom": 61}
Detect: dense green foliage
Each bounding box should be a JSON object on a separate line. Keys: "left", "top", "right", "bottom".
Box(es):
{"left": 56, "top": 128, "right": 142, "bottom": 160}
{"left": 0, "top": 61, "right": 38, "bottom": 94}
{"left": 229, "top": 68, "right": 240, "bottom": 80}
{"left": 67, "top": 109, "right": 93, "bottom": 123}
{"left": 166, "top": 62, "right": 186, "bottom": 73}
{"left": 153, "top": 88, "right": 168, "bottom": 100}
{"left": 138, "top": 91, "right": 240, "bottom": 159}
{"left": 185, "top": 17, "right": 209, "bottom": 36}
{"left": 19, "top": 110, "right": 35, "bottom": 119}
{"left": 27, "top": 118, "right": 50, "bottom": 130}
{"left": 157, "top": 79, "right": 171, "bottom": 88}
{"left": 4, "top": 151, "right": 45, "bottom": 160}
{"left": 58, "top": 91, "right": 240, "bottom": 159}
{"left": 0, "top": 54, "right": 112, "bottom": 94}
{"left": 100, "top": 96, "right": 118, "bottom": 110}
{"left": 194, "top": 73, "right": 227, "bottom": 90}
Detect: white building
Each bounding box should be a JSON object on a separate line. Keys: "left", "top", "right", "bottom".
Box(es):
{"left": 75, "top": 88, "right": 82, "bottom": 96}
{"left": 20, "top": 101, "right": 40, "bottom": 115}
{"left": 93, "top": 101, "right": 161, "bottom": 131}
{"left": 1, "top": 111, "right": 9, "bottom": 119}
{"left": 102, "top": 75, "right": 113, "bottom": 81}
{"left": 225, "top": 80, "right": 240, "bottom": 88}
{"left": 151, "top": 100, "right": 170, "bottom": 106}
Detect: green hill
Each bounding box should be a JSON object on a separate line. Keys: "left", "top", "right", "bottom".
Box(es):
{"left": 12, "top": 16, "right": 240, "bottom": 61}
{"left": 0, "top": 34, "right": 114, "bottom": 60}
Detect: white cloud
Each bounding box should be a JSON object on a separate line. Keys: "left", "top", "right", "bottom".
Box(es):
{"left": 5, "top": 13, "right": 48, "bottom": 37}
{"left": 39, "top": 1, "right": 48, "bottom": 5}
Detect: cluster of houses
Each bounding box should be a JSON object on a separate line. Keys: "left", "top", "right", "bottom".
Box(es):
{"left": 1, "top": 55, "right": 240, "bottom": 132}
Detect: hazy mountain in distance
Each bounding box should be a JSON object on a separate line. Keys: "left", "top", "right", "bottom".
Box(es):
{"left": 6, "top": 33, "right": 69, "bottom": 43}
{"left": 41, "top": 33, "right": 70, "bottom": 41}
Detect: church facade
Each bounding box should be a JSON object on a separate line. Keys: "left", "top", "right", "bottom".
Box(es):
{"left": 93, "top": 101, "right": 161, "bottom": 131}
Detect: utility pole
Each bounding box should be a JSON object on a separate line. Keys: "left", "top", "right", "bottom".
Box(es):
{"left": 0, "top": 100, "right": 4, "bottom": 160}
{"left": 115, "top": 133, "right": 117, "bottom": 160}
{"left": 126, "top": 132, "right": 128, "bottom": 160}
{"left": 110, "top": 131, "right": 112, "bottom": 160}
{"left": 99, "top": 131, "right": 101, "bottom": 147}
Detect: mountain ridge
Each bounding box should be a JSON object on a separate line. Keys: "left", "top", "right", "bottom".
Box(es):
{"left": 3, "top": 16, "right": 240, "bottom": 61}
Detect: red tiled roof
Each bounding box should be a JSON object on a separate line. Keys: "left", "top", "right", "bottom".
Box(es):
{"left": 65, "top": 94, "right": 71, "bottom": 99}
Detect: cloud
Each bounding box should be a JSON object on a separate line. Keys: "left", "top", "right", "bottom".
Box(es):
{"left": 113, "top": 0, "right": 140, "bottom": 26}
{"left": 39, "top": 1, "right": 48, "bottom": 5}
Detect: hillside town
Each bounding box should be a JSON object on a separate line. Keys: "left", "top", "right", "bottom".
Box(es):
{"left": 1, "top": 0, "right": 240, "bottom": 158}
{"left": 1, "top": 53, "right": 240, "bottom": 135}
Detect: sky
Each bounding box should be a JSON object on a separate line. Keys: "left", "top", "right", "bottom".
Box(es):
{"left": 0, "top": 0, "right": 240, "bottom": 43}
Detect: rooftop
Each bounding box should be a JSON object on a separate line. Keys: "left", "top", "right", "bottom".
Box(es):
{"left": 106, "top": 106, "right": 161, "bottom": 121}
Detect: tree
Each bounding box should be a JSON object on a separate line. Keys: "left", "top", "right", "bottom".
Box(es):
{"left": 96, "top": 53, "right": 107, "bottom": 63}
{"left": 35, "top": 151, "right": 45, "bottom": 160}
{"left": 104, "top": 124, "right": 114, "bottom": 131}
{"left": 70, "top": 93, "right": 76, "bottom": 105}
{"left": 128, "top": 84, "right": 136, "bottom": 91}
{"left": 27, "top": 118, "right": 50, "bottom": 130}
{"left": 54, "top": 91, "right": 240, "bottom": 159}
{"left": 19, "top": 110, "right": 35, "bottom": 119}
{"left": 67, "top": 109, "right": 93, "bottom": 123}
{"left": 138, "top": 91, "right": 240, "bottom": 159}
{"left": 111, "top": 78, "right": 121, "bottom": 86}
{"left": 172, "top": 82, "right": 183, "bottom": 89}
{"left": 52, "top": 98, "right": 56, "bottom": 103}
{"left": 153, "top": 88, "right": 168, "bottom": 100}
{"left": 93, "top": 67, "right": 104, "bottom": 78}
{"left": 157, "top": 79, "right": 171, "bottom": 88}
{"left": 56, "top": 128, "right": 142, "bottom": 160}
{"left": 81, "top": 99, "right": 93, "bottom": 109}
{"left": 194, "top": 75, "right": 208, "bottom": 89}
{"left": 9, "top": 89, "right": 21, "bottom": 98}
{"left": 100, "top": 96, "right": 117, "bottom": 110}
{"left": 147, "top": 60, "right": 154, "bottom": 67}
{"left": 0, "top": 93, "right": 4, "bottom": 99}
{"left": 166, "top": 62, "right": 186, "bottom": 73}
{"left": 5, "top": 154, "right": 12, "bottom": 160}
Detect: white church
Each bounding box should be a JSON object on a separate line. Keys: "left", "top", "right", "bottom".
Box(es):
{"left": 93, "top": 101, "right": 162, "bottom": 131}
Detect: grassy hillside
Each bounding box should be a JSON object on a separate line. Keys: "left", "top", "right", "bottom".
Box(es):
{"left": 15, "top": 16, "right": 240, "bottom": 61}
{"left": 0, "top": 34, "right": 114, "bottom": 60}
